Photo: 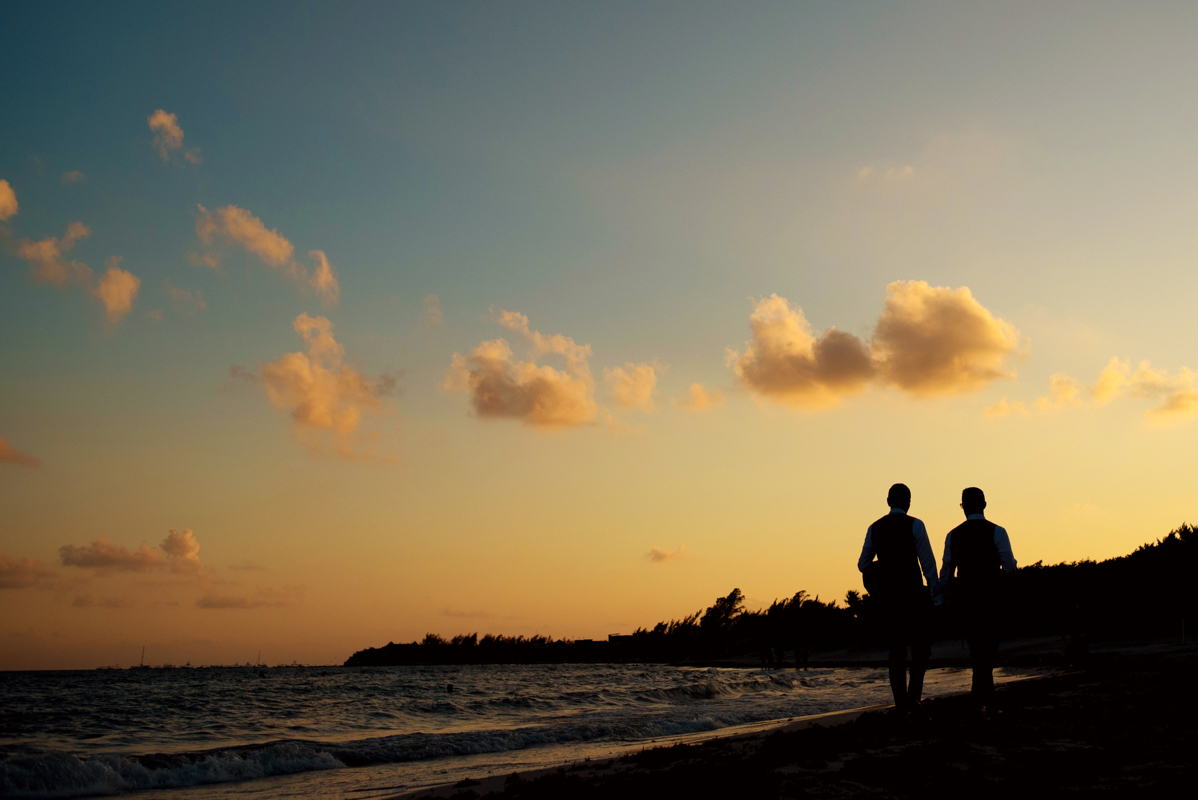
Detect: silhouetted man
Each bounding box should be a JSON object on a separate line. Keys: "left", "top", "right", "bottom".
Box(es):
{"left": 939, "top": 487, "right": 1017, "bottom": 716}
{"left": 858, "top": 483, "right": 938, "bottom": 713}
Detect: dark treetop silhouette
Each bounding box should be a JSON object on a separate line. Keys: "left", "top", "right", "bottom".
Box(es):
{"left": 344, "top": 523, "right": 1194, "bottom": 667}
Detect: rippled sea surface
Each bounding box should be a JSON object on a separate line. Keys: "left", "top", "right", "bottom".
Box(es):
{"left": 0, "top": 663, "right": 1005, "bottom": 799}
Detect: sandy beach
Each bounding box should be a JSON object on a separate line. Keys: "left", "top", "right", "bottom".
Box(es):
{"left": 394, "top": 641, "right": 1195, "bottom": 798}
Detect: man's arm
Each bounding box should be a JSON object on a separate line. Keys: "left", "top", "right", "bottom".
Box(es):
{"left": 938, "top": 532, "right": 955, "bottom": 584}
{"left": 994, "top": 526, "right": 1017, "bottom": 572}
{"left": 912, "top": 519, "right": 938, "bottom": 589}
{"left": 857, "top": 525, "right": 876, "bottom": 573}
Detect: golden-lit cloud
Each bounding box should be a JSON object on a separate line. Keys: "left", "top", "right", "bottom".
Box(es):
{"left": 61, "top": 170, "right": 85, "bottom": 185}
{"left": 60, "top": 529, "right": 204, "bottom": 575}
{"left": 1093, "top": 359, "right": 1198, "bottom": 424}
{"left": 444, "top": 310, "right": 597, "bottom": 429}
{"left": 674, "top": 383, "right": 725, "bottom": 411}
{"left": 160, "top": 529, "right": 202, "bottom": 574}
{"left": 0, "top": 179, "right": 17, "bottom": 220}
{"left": 236, "top": 313, "right": 395, "bottom": 460}
{"left": 989, "top": 357, "right": 1198, "bottom": 425}
{"left": 11, "top": 223, "right": 138, "bottom": 325}
{"left": 731, "top": 282, "right": 1021, "bottom": 409}
{"left": 147, "top": 109, "right": 201, "bottom": 164}
{"left": 93, "top": 256, "right": 141, "bottom": 324}
{"left": 17, "top": 221, "right": 92, "bottom": 288}
{"left": 730, "top": 293, "right": 874, "bottom": 408}
{"left": 857, "top": 165, "right": 915, "bottom": 181}
{"left": 423, "top": 294, "right": 443, "bottom": 326}
{"left": 0, "top": 435, "right": 40, "bottom": 467}
{"left": 163, "top": 279, "right": 206, "bottom": 314}
{"left": 1034, "top": 374, "right": 1082, "bottom": 412}
{"left": 647, "top": 545, "right": 687, "bottom": 563}
{"left": 0, "top": 553, "right": 55, "bottom": 589}
{"left": 871, "top": 281, "right": 1021, "bottom": 396}
{"left": 605, "top": 362, "right": 658, "bottom": 412}
{"left": 982, "top": 398, "right": 1028, "bottom": 418}
{"left": 194, "top": 205, "right": 340, "bottom": 304}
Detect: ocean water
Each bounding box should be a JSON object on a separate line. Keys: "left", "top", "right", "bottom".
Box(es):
{"left": 0, "top": 663, "right": 1013, "bottom": 799}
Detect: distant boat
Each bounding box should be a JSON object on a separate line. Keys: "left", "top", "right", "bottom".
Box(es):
{"left": 132, "top": 645, "right": 152, "bottom": 669}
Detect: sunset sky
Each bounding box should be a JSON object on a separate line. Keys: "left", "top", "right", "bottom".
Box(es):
{"left": 2, "top": 2, "right": 1196, "bottom": 670}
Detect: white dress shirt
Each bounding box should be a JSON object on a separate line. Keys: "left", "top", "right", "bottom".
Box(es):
{"left": 858, "top": 508, "right": 939, "bottom": 591}
{"left": 938, "top": 513, "right": 1017, "bottom": 585}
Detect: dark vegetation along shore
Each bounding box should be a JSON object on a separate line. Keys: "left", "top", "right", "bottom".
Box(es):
{"left": 404, "top": 646, "right": 1196, "bottom": 799}
{"left": 347, "top": 524, "right": 1195, "bottom": 667}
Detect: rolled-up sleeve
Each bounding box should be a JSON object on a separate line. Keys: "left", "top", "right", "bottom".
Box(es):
{"left": 857, "top": 526, "right": 876, "bottom": 573}
{"left": 938, "top": 533, "right": 955, "bottom": 584}
{"left": 994, "top": 526, "right": 1017, "bottom": 573}
{"left": 912, "top": 519, "right": 937, "bottom": 588}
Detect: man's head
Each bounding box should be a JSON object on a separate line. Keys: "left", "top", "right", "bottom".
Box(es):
{"left": 962, "top": 487, "right": 986, "bottom": 515}
{"left": 887, "top": 483, "right": 911, "bottom": 511}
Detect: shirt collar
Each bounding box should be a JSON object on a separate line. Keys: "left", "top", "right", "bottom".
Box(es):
{"left": 966, "top": 513, "right": 986, "bottom": 520}
{"left": 889, "top": 508, "right": 907, "bottom": 515}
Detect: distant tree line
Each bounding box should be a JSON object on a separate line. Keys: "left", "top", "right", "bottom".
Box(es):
{"left": 344, "top": 523, "right": 1194, "bottom": 667}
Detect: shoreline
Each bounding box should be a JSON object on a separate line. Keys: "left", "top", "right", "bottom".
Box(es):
{"left": 392, "top": 642, "right": 1195, "bottom": 799}
{"left": 388, "top": 703, "right": 897, "bottom": 800}
{"left": 388, "top": 669, "right": 1050, "bottom": 799}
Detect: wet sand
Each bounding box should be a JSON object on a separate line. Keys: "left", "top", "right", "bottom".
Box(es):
{"left": 395, "top": 642, "right": 1195, "bottom": 798}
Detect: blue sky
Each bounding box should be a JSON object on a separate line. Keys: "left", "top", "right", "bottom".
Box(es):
{"left": 2, "top": 2, "right": 1197, "bottom": 667}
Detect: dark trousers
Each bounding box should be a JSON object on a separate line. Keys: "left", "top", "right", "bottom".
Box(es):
{"left": 883, "top": 590, "right": 933, "bottom": 708}
{"left": 959, "top": 586, "right": 1001, "bottom": 706}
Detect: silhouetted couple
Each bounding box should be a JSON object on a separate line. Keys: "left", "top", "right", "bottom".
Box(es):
{"left": 858, "top": 484, "right": 1017, "bottom": 718}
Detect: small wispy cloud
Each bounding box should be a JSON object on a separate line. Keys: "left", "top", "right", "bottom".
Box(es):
{"left": 0, "top": 553, "right": 55, "bottom": 589}
{"left": 674, "top": 383, "right": 725, "bottom": 411}
{"left": 0, "top": 435, "right": 40, "bottom": 467}
{"left": 987, "top": 357, "right": 1198, "bottom": 425}
{"left": 646, "top": 545, "right": 687, "bottom": 563}
{"left": 61, "top": 170, "right": 85, "bottom": 185}
{"left": 14, "top": 224, "right": 141, "bottom": 325}
{"left": 0, "top": 179, "right": 17, "bottom": 220}
{"left": 148, "top": 109, "right": 201, "bottom": 164}
{"left": 422, "top": 294, "right": 443, "bottom": 326}
{"left": 196, "top": 586, "right": 295, "bottom": 609}
{"left": 857, "top": 164, "right": 915, "bottom": 181}
{"left": 605, "top": 362, "right": 659, "bottom": 412}
{"left": 194, "top": 205, "right": 339, "bottom": 304}
{"left": 163, "top": 279, "right": 206, "bottom": 315}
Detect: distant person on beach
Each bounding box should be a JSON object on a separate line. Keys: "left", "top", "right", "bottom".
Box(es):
{"left": 857, "top": 483, "right": 939, "bottom": 714}
{"left": 939, "top": 487, "right": 1017, "bottom": 717}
